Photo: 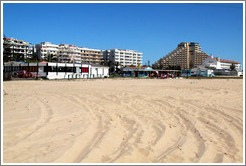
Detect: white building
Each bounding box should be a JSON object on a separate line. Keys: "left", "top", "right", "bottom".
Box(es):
{"left": 80, "top": 48, "right": 103, "bottom": 64}
{"left": 58, "top": 44, "right": 81, "bottom": 63}
{"left": 202, "top": 56, "right": 241, "bottom": 71}
{"left": 35, "top": 42, "right": 59, "bottom": 60}
{"left": 36, "top": 42, "right": 82, "bottom": 63}
{"left": 102, "top": 49, "right": 143, "bottom": 68}
{"left": 3, "top": 37, "right": 33, "bottom": 60}
{"left": 3, "top": 62, "right": 109, "bottom": 79}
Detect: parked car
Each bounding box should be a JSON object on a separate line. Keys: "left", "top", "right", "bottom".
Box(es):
{"left": 17, "top": 70, "right": 34, "bottom": 78}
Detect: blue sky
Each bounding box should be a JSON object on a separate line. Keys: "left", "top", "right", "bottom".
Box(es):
{"left": 3, "top": 3, "right": 244, "bottom": 66}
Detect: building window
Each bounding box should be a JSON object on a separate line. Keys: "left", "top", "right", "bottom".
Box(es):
{"left": 81, "top": 67, "right": 89, "bottom": 73}
{"left": 44, "top": 66, "right": 56, "bottom": 72}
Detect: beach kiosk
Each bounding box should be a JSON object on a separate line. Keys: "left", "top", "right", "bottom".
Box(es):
{"left": 3, "top": 62, "right": 109, "bottom": 79}
{"left": 122, "top": 66, "right": 154, "bottom": 78}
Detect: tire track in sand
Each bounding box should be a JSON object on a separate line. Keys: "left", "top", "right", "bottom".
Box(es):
{"left": 152, "top": 99, "right": 206, "bottom": 163}
{"left": 51, "top": 94, "right": 111, "bottom": 162}
{"left": 73, "top": 117, "right": 109, "bottom": 163}
{"left": 180, "top": 100, "right": 242, "bottom": 162}
{"left": 4, "top": 95, "right": 53, "bottom": 151}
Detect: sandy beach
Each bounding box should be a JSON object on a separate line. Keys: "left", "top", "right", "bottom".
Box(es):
{"left": 3, "top": 78, "right": 244, "bottom": 163}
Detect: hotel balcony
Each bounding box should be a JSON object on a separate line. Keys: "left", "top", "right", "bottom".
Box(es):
{"left": 60, "top": 50, "right": 69, "bottom": 53}
{"left": 11, "top": 46, "right": 28, "bottom": 49}
{"left": 11, "top": 50, "right": 28, "bottom": 53}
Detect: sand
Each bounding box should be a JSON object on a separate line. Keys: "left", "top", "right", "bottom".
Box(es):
{"left": 3, "top": 78, "right": 244, "bottom": 163}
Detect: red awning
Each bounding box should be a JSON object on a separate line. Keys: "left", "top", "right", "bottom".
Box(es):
{"left": 39, "top": 61, "right": 48, "bottom": 63}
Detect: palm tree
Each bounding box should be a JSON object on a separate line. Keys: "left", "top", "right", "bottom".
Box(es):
{"left": 152, "top": 63, "right": 158, "bottom": 69}
{"left": 230, "top": 63, "right": 236, "bottom": 70}
{"left": 115, "top": 62, "right": 121, "bottom": 74}
{"left": 3, "top": 35, "right": 12, "bottom": 62}
{"left": 10, "top": 53, "right": 24, "bottom": 61}
{"left": 100, "top": 61, "right": 105, "bottom": 66}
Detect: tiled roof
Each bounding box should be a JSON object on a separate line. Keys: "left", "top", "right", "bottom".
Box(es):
{"left": 208, "top": 56, "right": 240, "bottom": 64}
{"left": 219, "top": 59, "right": 240, "bottom": 64}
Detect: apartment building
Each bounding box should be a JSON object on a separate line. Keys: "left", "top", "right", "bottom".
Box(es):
{"left": 153, "top": 42, "right": 208, "bottom": 70}
{"left": 80, "top": 48, "right": 103, "bottom": 64}
{"left": 58, "top": 44, "right": 81, "bottom": 63}
{"left": 35, "top": 42, "right": 102, "bottom": 64}
{"left": 102, "top": 49, "right": 143, "bottom": 68}
{"left": 35, "top": 42, "right": 59, "bottom": 60}
{"left": 3, "top": 37, "right": 33, "bottom": 61}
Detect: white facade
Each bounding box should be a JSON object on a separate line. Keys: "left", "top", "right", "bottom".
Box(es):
{"left": 45, "top": 63, "right": 89, "bottom": 79}
{"left": 90, "top": 64, "right": 109, "bottom": 78}
{"left": 3, "top": 38, "right": 33, "bottom": 59}
{"left": 36, "top": 42, "right": 81, "bottom": 63}
{"left": 3, "top": 62, "right": 109, "bottom": 79}
{"left": 36, "top": 42, "right": 59, "bottom": 60}
{"left": 202, "top": 56, "right": 241, "bottom": 71}
{"left": 58, "top": 44, "right": 81, "bottom": 63}
{"left": 103, "top": 49, "right": 143, "bottom": 68}
{"left": 80, "top": 48, "right": 103, "bottom": 64}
